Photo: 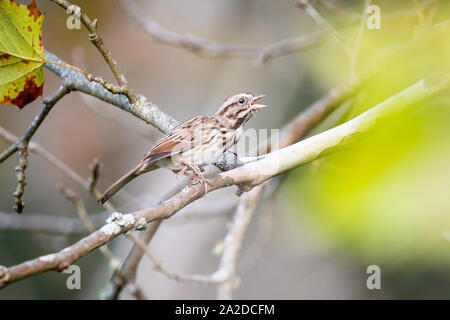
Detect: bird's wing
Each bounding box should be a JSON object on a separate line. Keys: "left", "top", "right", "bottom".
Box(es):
{"left": 143, "top": 116, "right": 206, "bottom": 164}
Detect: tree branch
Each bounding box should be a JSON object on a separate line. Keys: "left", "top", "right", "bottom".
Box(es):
{"left": 0, "top": 85, "right": 70, "bottom": 164}
{"left": 350, "top": 0, "right": 372, "bottom": 81}
{"left": 1, "top": 75, "right": 444, "bottom": 289}
{"left": 0, "top": 85, "right": 70, "bottom": 212}
{"left": 127, "top": 234, "right": 225, "bottom": 285}
{"left": 296, "top": 0, "right": 351, "bottom": 56}
{"left": 44, "top": 51, "right": 178, "bottom": 133}
{"left": 12, "top": 143, "right": 29, "bottom": 213}
{"left": 315, "top": 0, "right": 437, "bottom": 20}
{"left": 217, "top": 187, "right": 261, "bottom": 299}
{"left": 119, "top": 0, "right": 324, "bottom": 65}
{"left": 49, "top": 0, "right": 135, "bottom": 100}
{"left": 0, "top": 211, "right": 106, "bottom": 234}
{"left": 103, "top": 181, "right": 187, "bottom": 300}
{"left": 57, "top": 184, "right": 119, "bottom": 268}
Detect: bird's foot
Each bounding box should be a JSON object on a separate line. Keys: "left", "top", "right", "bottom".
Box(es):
{"left": 178, "top": 162, "right": 208, "bottom": 195}
{"left": 191, "top": 173, "right": 208, "bottom": 195}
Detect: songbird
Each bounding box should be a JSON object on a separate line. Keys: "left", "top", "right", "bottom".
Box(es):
{"left": 98, "top": 93, "right": 267, "bottom": 204}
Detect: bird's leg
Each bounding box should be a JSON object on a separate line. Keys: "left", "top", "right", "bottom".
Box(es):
{"left": 174, "top": 166, "right": 196, "bottom": 179}
{"left": 177, "top": 161, "right": 208, "bottom": 194}
{"left": 174, "top": 164, "right": 189, "bottom": 179}
{"left": 191, "top": 165, "right": 208, "bottom": 195}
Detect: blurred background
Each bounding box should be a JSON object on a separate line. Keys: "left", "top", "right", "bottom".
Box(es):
{"left": 1, "top": 0, "right": 450, "bottom": 299}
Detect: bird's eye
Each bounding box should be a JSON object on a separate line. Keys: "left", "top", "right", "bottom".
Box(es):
{"left": 238, "top": 98, "right": 245, "bottom": 104}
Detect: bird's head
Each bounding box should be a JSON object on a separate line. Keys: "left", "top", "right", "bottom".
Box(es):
{"left": 215, "top": 93, "right": 267, "bottom": 128}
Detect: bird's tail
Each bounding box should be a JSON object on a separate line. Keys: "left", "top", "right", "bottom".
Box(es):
{"left": 98, "top": 162, "right": 144, "bottom": 205}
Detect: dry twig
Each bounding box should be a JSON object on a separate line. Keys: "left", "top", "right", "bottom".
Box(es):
{"left": 0, "top": 85, "right": 70, "bottom": 164}
{"left": 296, "top": 0, "right": 351, "bottom": 56}
{"left": 49, "top": 0, "right": 135, "bottom": 100}
{"left": 0, "top": 85, "right": 70, "bottom": 212}
{"left": 12, "top": 143, "right": 29, "bottom": 213}
{"left": 350, "top": 0, "right": 372, "bottom": 81}
{"left": 120, "top": 0, "right": 324, "bottom": 66}
{"left": 57, "top": 184, "right": 118, "bottom": 265}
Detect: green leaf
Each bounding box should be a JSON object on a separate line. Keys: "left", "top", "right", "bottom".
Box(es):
{"left": 0, "top": 0, "right": 45, "bottom": 109}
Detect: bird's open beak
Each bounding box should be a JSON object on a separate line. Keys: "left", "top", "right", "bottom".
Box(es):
{"left": 251, "top": 94, "right": 267, "bottom": 110}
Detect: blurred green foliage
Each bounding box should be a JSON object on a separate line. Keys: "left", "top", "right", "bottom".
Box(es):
{"left": 288, "top": 1, "right": 450, "bottom": 278}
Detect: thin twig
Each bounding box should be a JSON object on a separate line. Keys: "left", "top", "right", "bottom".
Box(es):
{"left": 169, "top": 200, "right": 236, "bottom": 224}
{"left": 44, "top": 51, "right": 177, "bottom": 133}
{"left": 84, "top": 158, "right": 149, "bottom": 299}
{"left": 120, "top": 0, "right": 324, "bottom": 66}
{"left": 350, "top": 0, "right": 372, "bottom": 81}
{"left": 296, "top": 0, "right": 351, "bottom": 56}
{"left": 0, "top": 211, "right": 106, "bottom": 234}
{"left": 0, "top": 85, "right": 70, "bottom": 164}
{"left": 57, "top": 184, "right": 118, "bottom": 265}
{"left": 0, "top": 130, "right": 228, "bottom": 229}
{"left": 0, "top": 85, "right": 70, "bottom": 212}
{"left": 104, "top": 220, "right": 162, "bottom": 300}
{"left": 103, "top": 180, "right": 189, "bottom": 300}
{"left": 217, "top": 187, "right": 261, "bottom": 299}
{"left": 12, "top": 143, "right": 29, "bottom": 213}
{"left": 56, "top": 156, "right": 147, "bottom": 299}
{"left": 413, "top": 0, "right": 426, "bottom": 26}
{"left": 128, "top": 233, "right": 224, "bottom": 285}
{"left": 315, "top": 0, "right": 361, "bottom": 19}
{"left": 239, "top": 202, "right": 275, "bottom": 276}
{"left": 87, "top": 157, "right": 101, "bottom": 193}
{"left": 84, "top": 158, "right": 150, "bottom": 299}
{"left": 49, "top": 0, "right": 135, "bottom": 101}
{"left": 316, "top": 0, "right": 437, "bottom": 20}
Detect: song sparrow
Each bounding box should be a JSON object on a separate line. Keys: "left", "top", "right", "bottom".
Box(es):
{"left": 98, "top": 93, "right": 267, "bottom": 204}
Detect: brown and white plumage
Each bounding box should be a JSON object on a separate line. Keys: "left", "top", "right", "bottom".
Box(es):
{"left": 98, "top": 93, "right": 266, "bottom": 204}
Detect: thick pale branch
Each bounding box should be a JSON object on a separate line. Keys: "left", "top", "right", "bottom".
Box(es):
{"left": 231, "top": 77, "right": 447, "bottom": 187}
